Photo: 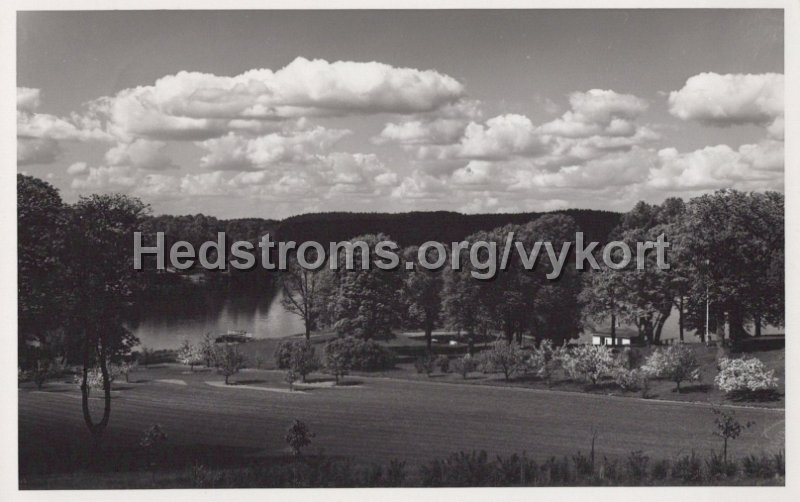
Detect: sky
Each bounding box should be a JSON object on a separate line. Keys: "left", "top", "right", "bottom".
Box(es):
{"left": 17, "top": 9, "right": 784, "bottom": 218}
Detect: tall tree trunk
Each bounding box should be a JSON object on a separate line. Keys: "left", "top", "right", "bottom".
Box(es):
{"left": 715, "top": 312, "right": 726, "bottom": 344}
{"left": 678, "top": 297, "right": 685, "bottom": 342}
{"left": 754, "top": 313, "right": 762, "bottom": 337}
{"left": 81, "top": 336, "right": 111, "bottom": 440}
{"left": 654, "top": 314, "right": 668, "bottom": 345}
{"left": 639, "top": 318, "right": 654, "bottom": 345}
{"left": 610, "top": 312, "right": 616, "bottom": 346}
{"left": 503, "top": 318, "right": 513, "bottom": 344}
{"left": 425, "top": 325, "right": 433, "bottom": 355}
{"left": 728, "top": 308, "right": 747, "bottom": 341}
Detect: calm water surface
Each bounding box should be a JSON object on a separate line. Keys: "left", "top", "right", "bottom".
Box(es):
{"left": 130, "top": 288, "right": 304, "bottom": 350}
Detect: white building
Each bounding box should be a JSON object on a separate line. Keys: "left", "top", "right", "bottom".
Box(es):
{"left": 591, "top": 332, "right": 640, "bottom": 346}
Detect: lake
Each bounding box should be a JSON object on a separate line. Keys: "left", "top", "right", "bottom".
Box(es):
{"left": 129, "top": 287, "right": 304, "bottom": 350}
{"left": 130, "top": 289, "right": 778, "bottom": 351}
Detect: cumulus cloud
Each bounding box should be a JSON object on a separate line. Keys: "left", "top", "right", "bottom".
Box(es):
{"left": 648, "top": 140, "right": 783, "bottom": 191}
{"left": 391, "top": 170, "right": 449, "bottom": 199}
{"left": 87, "top": 57, "right": 465, "bottom": 142}
{"left": 374, "top": 119, "right": 467, "bottom": 146}
{"left": 538, "top": 90, "right": 647, "bottom": 138}
{"left": 418, "top": 114, "right": 548, "bottom": 161}
{"left": 668, "top": 72, "right": 783, "bottom": 127}
{"left": 451, "top": 160, "right": 508, "bottom": 188}
{"left": 67, "top": 162, "right": 89, "bottom": 175}
{"left": 519, "top": 147, "right": 655, "bottom": 190}
{"left": 17, "top": 87, "right": 111, "bottom": 165}
{"left": 400, "top": 90, "right": 654, "bottom": 169}
{"left": 17, "top": 87, "right": 42, "bottom": 113}
{"left": 18, "top": 137, "right": 61, "bottom": 166}
{"left": 70, "top": 165, "right": 139, "bottom": 190}
{"left": 105, "top": 139, "right": 176, "bottom": 171}
{"left": 198, "top": 127, "right": 351, "bottom": 170}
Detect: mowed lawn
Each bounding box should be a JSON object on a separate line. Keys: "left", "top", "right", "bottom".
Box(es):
{"left": 20, "top": 364, "right": 784, "bottom": 475}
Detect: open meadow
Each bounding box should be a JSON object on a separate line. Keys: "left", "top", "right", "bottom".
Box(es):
{"left": 19, "top": 357, "right": 784, "bottom": 488}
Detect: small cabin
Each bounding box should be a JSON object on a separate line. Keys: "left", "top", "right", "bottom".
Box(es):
{"left": 591, "top": 332, "right": 641, "bottom": 346}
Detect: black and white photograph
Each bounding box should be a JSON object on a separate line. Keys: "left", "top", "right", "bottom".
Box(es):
{"left": 3, "top": 1, "right": 797, "bottom": 495}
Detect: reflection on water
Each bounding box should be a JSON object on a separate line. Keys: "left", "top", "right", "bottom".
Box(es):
{"left": 129, "top": 287, "right": 304, "bottom": 350}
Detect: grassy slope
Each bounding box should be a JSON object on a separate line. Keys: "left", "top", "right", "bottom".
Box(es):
{"left": 370, "top": 342, "right": 786, "bottom": 409}
{"left": 20, "top": 361, "right": 783, "bottom": 486}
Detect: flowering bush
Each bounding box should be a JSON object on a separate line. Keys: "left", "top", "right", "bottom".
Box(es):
{"left": 642, "top": 344, "right": 701, "bottom": 392}
{"left": 177, "top": 338, "right": 203, "bottom": 371}
{"left": 561, "top": 345, "right": 616, "bottom": 386}
{"left": 451, "top": 354, "right": 477, "bottom": 379}
{"left": 715, "top": 357, "right": 778, "bottom": 395}
{"left": 527, "top": 340, "right": 567, "bottom": 385}
{"left": 74, "top": 364, "right": 116, "bottom": 396}
{"left": 114, "top": 360, "right": 138, "bottom": 383}
{"left": 478, "top": 341, "right": 526, "bottom": 381}
{"left": 613, "top": 367, "right": 645, "bottom": 391}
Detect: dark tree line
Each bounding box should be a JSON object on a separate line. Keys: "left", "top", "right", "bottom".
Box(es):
{"left": 281, "top": 190, "right": 784, "bottom": 349}
{"left": 581, "top": 191, "right": 783, "bottom": 344}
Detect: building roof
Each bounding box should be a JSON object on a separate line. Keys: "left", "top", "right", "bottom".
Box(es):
{"left": 589, "top": 326, "right": 641, "bottom": 339}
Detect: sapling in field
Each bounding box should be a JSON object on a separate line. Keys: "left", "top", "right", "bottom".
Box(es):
{"left": 140, "top": 424, "right": 168, "bottom": 484}
{"left": 285, "top": 419, "right": 315, "bottom": 457}
{"left": 216, "top": 344, "right": 244, "bottom": 385}
{"left": 712, "top": 407, "right": 753, "bottom": 463}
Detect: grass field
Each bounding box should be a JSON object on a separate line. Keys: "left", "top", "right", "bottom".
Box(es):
{"left": 19, "top": 361, "right": 784, "bottom": 488}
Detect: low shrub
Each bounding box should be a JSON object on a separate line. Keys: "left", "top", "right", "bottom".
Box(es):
{"left": 715, "top": 357, "right": 779, "bottom": 397}
{"left": 349, "top": 338, "right": 395, "bottom": 371}
{"left": 651, "top": 459, "right": 670, "bottom": 480}
{"left": 321, "top": 337, "right": 395, "bottom": 374}
{"left": 492, "top": 453, "right": 538, "bottom": 485}
{"left": 571, "top": 451, "right": 594, "bottom": 477}
{"left": 774, "top": 450, "right": 785, "bottom": 477}
{"left": 541, "top": 456, "right": 572, "bottom": 485}
{"left": 435, "top": 355, "right": 450, "bottom": 373}
{"left": 625, "top": 450, "right": 649, "bottom": 483}
{"left": 451, "top": 354, "right": 477, "bottom": 379}
{"left": 28, "top": 358, "right": 66, "bottom": 389}
{"left": 274, "top": 339, "right": 307, "bottom": 369}
{"left": 742, "top": 453, "right": 780, "bottom": 479}
{"left": 181, "top": 447, "right": 785, "bottom": 488}
{"left": 414, "top": 356, "right": 434, "bottom": 375}
{"left": 705, "top": 450, "right": 738, "bottom": 479}
{"left": 560, "top": 345, "right": 616, "bottom": 387}
{"left": 672, "top": 451, "right": 703, "bottom": 484}
{"left": 642, "top": 344, "right": 701, "bottom": 392}
{"left": 613, "top": 367, "right": 644, "bottom": 391}
{"left": 528, "top": 340, "right": 568, "bottom": 386}
{"left": 419, "top": 450, "right": 493, "bottom": 487}
{"left": 478, "top": 340, "right": 526, "bottom": 381}
{"left": 384, "top": 459, "right": 407, "bottom": 487}
{"left": 599, "top": 456, "right": 619, "bottom": 483}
